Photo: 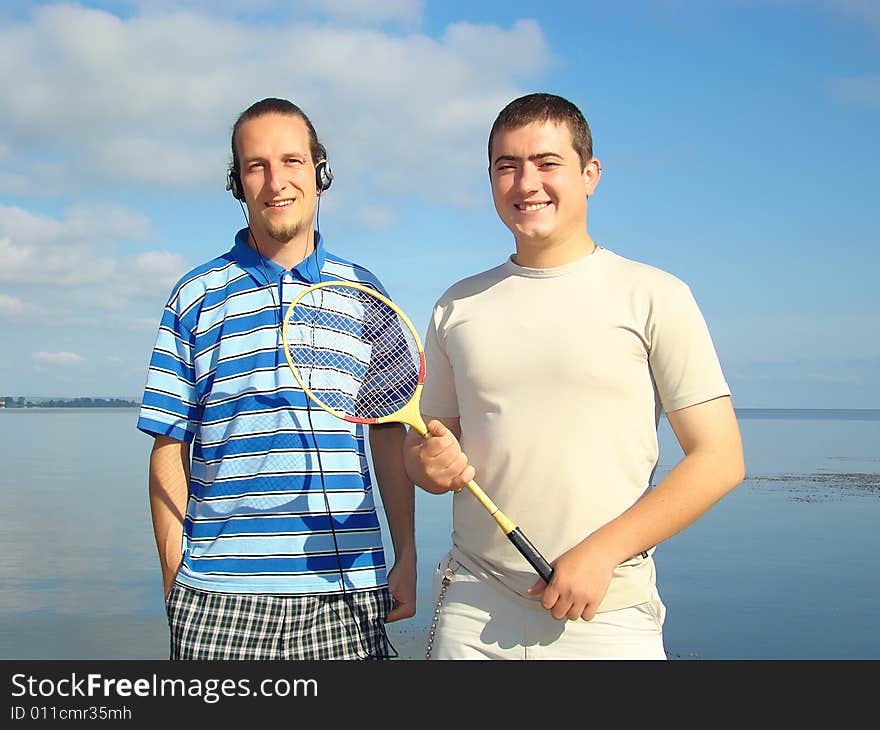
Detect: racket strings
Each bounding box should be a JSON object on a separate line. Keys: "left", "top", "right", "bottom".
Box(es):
{"left": 286, "top": 286, "right": 421, "bottom": 420}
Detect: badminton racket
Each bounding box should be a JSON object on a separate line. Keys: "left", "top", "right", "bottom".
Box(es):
{"left": 281, "top": 279, "right": 553, "bottom": 583}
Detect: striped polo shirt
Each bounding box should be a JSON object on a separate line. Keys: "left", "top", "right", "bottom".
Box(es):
{"left": 137, "top": 228, "right": 390, "bottom": 595}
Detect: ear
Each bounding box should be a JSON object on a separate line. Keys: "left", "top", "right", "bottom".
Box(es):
{"left": 583, "top": 157, "right": 602, "bottom": 197}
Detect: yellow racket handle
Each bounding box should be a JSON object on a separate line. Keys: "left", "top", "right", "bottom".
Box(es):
{"left": 414, "top": 422, "right": 554, "bottom": 584}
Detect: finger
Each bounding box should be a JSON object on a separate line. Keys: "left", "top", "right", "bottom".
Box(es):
{"left": 422, "top": 434, "right": 463, "bottom": 465}
{"left": 385, "top": 597, "right": 415, "bottom": 623}
{"left": 458, "top": 462, "right": 476, "bottom": 485}
{"left": 551, "top": 600, "right": 571, "bottom": 621}
{"left": 427, "top": 456, "right": 465, "bottom": 484}
{"left": 527, "top": 578, "right": 547, "bottom": 596}
{"left": 425, "top": 420, "right": 449, "bottom": 438}
{"left": 420, "top": 435, "right": 452, "bottom": 458}
{"left": 540, "top": 584, "right": 559, "bottom": 612}
{"left": 449, "top": 453, "right": 474, "bottom": 490}
{"left": 580, "top": 605, "right": 597, "bottom": 622}
{"left": 389, "top": 604, "right": 416, "bottom": 622}
{"left": 385, "top": 605, "right": 405, "bottom": 622}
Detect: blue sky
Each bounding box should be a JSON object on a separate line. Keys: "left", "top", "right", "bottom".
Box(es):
{"left": 0, "top": 0, "right": 877, "bottom": 408}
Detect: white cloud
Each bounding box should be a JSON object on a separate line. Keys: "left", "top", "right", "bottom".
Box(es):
{"left": 0, "top": 204, "right": 186, "bottom": 331}
{"left": 0, "top": 5, "right": 551, "bottom": 204}
{"left": 0, "top": 294, "right": 26, "bottom": 319}
{"left": 0, "top": 171, "right": 31, "bottom": 195}
{"left": 111, "top": 250, "right": 190, "bottom": 305}
{"left": 0, "top": 204, "right": 154, "bottom": 287}
{"left": 66, "top": 203, "right": 153, "bottom": 241}
{"left": 352, "top": 204, "right": 396, "bottom": 231}
{"left": 304, "top": 0, "right": 423, "bottom": 25}
{"left": 124, "top": 0, "right": 424, "bottom": 25}
{"left": 33, "top": 351, "right": 85, "bottom": 366}
{"left": 0, "top": 4, "right": 552, "bottom": 395}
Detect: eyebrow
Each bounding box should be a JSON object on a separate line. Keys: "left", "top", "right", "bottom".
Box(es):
{"left": 242, "top": 151, "right": 307, "bottom": 165}
{"left": 492, "top": 152, "right": 563, "bottom": 166}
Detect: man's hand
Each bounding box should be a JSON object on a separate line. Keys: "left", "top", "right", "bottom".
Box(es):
{"left": 385, "top": 550, "right": 417, "bottom": 623}
{"left": 407, "top": 419, "right": 475, "bottom": 494}
{"left": 527, "top": 539, "right": 615, "bottom": 621}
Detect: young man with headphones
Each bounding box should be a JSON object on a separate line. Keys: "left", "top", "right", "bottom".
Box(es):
{"left": 138, "top": 98, "right": 416, "bottom": 659}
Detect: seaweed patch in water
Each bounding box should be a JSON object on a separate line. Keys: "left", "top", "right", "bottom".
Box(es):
{"left": 743, "top": 472, "right": 880, "bottom": 502}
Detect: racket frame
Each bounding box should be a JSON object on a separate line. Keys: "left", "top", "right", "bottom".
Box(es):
{"left": 281, "top": 280, "right": 554, "bottom": 584}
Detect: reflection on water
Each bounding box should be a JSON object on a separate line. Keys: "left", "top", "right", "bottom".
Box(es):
{"left": 1, "top": 409, "right": 878, "bottom": 659}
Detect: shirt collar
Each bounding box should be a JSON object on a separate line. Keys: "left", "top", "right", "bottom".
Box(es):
{"left": 231, "top": 227, "right": 327, "bottom": 285}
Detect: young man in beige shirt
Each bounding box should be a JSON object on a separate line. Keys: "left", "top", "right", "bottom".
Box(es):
{"left": 404, "top": 93, "right": 744, "bottom": 660}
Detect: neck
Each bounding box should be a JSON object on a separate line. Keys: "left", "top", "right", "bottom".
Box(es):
{"left": 512, "top": 232, "right": 598, "bottom": 269}
{"left": 249, "top": 226, "right": 317, "bottom": 271}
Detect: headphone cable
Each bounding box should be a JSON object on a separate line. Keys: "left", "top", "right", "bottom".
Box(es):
{"left": 238, "top": 197, "right": 396, "bottom": 660}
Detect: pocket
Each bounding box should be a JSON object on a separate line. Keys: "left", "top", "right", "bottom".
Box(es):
{"left": 164, "top": 579, "right": 180, "bottom": 612}
{"left": 164, "top": 560, "right": 185, "bottom": 605}
{"left": 635, "top": 589, "right": 667, "bottom": 631}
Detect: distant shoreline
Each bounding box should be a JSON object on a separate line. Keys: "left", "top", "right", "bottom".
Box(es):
{"left": 1, "top": 398, "right": 139, "bottom": 409}
{"left": 2, "top": 404, "right": 878, "bottom": 418}
{"left": 733, "top": 407, "right": 880, "bottom": 420}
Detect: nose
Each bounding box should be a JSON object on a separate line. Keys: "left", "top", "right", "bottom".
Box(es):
{"left": 265, "top": 163, "right": 287, "bottom": 194}
{"left": 515, "top": 162, "right": 540, "bottom": 194}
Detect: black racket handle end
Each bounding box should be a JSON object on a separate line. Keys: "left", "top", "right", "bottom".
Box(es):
{"left": 507, "top": 528, "right": 554, "bottom": 584}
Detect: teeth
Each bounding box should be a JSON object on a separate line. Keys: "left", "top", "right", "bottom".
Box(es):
{"left": 518, "top": 202, "right": 550, "bottom": 211}
{"left": 268, "top": 200, "right": 292, "bottom": 208}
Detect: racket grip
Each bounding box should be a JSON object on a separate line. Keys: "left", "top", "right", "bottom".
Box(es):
{"left": 507, "top": 528, "right": 554, "bottom": 584}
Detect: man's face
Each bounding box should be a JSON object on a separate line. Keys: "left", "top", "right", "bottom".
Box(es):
{"left": 236, "top": 113, "right": 318, "bottom": 246}
{"left": 489, "top": 120, "right": 596, "bottom": 247}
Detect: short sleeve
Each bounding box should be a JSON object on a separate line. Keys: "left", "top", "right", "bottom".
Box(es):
{"left": 647, "top": 281, "right": 731, "bottom": 413}
{"left": 137, "top": 299, "right": 200, "bottom": 443}
{"left": 419, "top": 303, "right": 460, "bottom": 419}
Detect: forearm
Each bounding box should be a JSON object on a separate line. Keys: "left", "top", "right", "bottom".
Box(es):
{"left": 148, "top": 435, "right": 191, "bottom": 594}
{"left": 370, "top": 424, "right": 416, "bottom": 560}
{"left": 588, "top": 445, "right": 745, "bottom": 566}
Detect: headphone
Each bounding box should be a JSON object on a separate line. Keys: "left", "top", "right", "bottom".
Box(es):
{"left": 226, "top": 143, "right": 334, "bottom": 201}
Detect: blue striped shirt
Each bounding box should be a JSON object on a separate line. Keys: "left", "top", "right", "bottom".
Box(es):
{"left": 137, "top": 229, "right": 391, "bottom": 595}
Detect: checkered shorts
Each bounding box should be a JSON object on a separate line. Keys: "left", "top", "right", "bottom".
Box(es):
{"left": 165, "top": 582, "right": 395, "bottom": 660}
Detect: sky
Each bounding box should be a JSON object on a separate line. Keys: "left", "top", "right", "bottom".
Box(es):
{"left": 0, "top": 0, "right": 877, "bottom": 408}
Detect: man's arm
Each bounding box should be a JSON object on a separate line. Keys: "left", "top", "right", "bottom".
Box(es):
{"left": 530, "top": 395, "right": 745, "bottom": 621}
{"left": 402, "top": 416, "right": 475, "bottom": 494}
{"left": 369, "top": 423, "right": 417, "bottom": 622}
{"left": 148, "top": 434, "right": 191, "bottom": 599}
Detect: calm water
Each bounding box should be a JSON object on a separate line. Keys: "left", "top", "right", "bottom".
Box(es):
{"left": 0, "top": 408, "right": 877, "bottom": 660}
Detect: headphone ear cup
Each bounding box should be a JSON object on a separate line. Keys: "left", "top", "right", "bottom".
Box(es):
{"left": 226, "top": 168, "right": 244, "bottom": 201}
{"left": 315, "top": 160, "right": 333, "bottom": 192}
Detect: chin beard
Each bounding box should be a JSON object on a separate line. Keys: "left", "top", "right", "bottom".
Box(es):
{"left": 265, "top": 219, "right": 304, "bottom": 244}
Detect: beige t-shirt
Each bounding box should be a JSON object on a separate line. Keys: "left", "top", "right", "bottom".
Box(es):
{"left": 421, "top": 247, "right": 731, "bottom": 612}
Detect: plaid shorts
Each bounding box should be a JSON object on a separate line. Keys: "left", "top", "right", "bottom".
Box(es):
{"left": 165, "top": 582, "right": 395, "bottom": 660}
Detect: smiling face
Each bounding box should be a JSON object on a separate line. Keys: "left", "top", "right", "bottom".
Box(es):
{"left": 489, "top": 120, "right": 600, "bottom": 266}
{"left": 235, "top": 112, "right": 319, "bottom": 249}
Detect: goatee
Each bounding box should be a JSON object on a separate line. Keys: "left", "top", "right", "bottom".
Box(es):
{"left": 265, "top": 219, "right": 303, "bottom": 243}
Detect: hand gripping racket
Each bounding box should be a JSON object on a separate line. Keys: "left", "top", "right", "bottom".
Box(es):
{"left": 282, "top": 280, "right": 554, "bottom": 584}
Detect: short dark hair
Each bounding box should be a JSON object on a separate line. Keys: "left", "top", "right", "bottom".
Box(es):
{"left": 230, "top": 98, "right": 324, "bottom": 173}
{"left": 488, "top": 93, "right": 593, "bottom": 170}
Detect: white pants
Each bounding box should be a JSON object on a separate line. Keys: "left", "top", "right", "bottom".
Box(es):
{"left": 425, "top": 555, "right": 667, "bottom": 660}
